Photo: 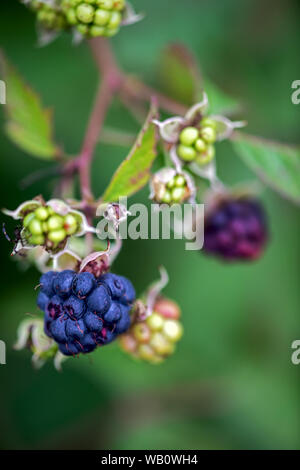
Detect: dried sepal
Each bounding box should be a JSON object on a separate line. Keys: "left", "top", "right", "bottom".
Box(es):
{"left": 122, "top": 2, "right": 145, "bottom": 26}
{"left": 79, "top": 245, "right": 111, "bottom": 278}
{"left": 210, "top": 115, "right": 247, "bottom": 141}
{"left": 14, "top": 317, "right": 58, "bottom": 369}
{"left": 184, "top": 92, "right": 209, "bottom": 122}
{"left": 152, "top": 117, "right": 184, "bottom": 144}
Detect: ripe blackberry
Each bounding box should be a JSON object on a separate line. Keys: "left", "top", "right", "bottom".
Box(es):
{"left": 37, "top": 270, "right": 135, "bottom": 356}
{"left": 203, "top": 197, "right": 268, "bottom": 261}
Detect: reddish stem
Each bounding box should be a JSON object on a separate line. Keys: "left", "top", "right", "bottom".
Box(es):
{"left": 78, "top": 38, "right": 124, "bottom": 203}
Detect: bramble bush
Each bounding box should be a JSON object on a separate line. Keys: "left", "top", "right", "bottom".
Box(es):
{"left": 2, "top": 0, "right": 300, "bottom": 370}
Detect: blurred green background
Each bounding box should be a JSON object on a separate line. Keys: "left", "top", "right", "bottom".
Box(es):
{"left": 0, "top": 0, "right": 299, "bottom": 450}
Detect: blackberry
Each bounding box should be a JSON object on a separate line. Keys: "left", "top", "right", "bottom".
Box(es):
{"left": 37, "top": 270, "right": 135, "bottom": 356}
{"left": 120, "top": 297, "right": 183, "bottom": 364}
{"left": 24, "top": 0, "right": 68, "bottom": 31}
{"left": 177, "top": 118, "right": 217, "bottom": 165}
{"left": 203, "top": 197, "right": 268, "bottom": 261}
{"left": 150, "top": 168, "right": 195, "bottom": 205}
{"left": 21, "top": 202, "right": 82, "bottom": 252}
{"left": 61, "top": 0, "right": 126, "bottom": 38}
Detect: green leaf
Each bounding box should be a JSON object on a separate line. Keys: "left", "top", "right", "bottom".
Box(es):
{"left": 203, "top": 78, "right": 240, "bottom": 115}
{"left": 232, "top": 132, "right": 300, "bottom": 205}
{"left": 159, "top": 43, "right": 202, "bottom": 106}
{"left": 102, "top": 103, "right": 158, "bottom": 202}
{"left": 0, "top": 51, "right": 58, "bottom": 159}
{"left": 159, "top": 43, "right": 239, "bottom": 114}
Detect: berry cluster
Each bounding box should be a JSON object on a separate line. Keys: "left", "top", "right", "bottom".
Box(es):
{"left": 37, "top": 270, "right": 135, "bottom": 356}
{"left": 28, "top": 0, "right": 68, "bottom": 31}
{"left": 61, "top": 0, "right": 125, "bottom": 37}
{"left": 120, "top": 298, "right": 183, "bottom": 363}
{"left": 177, "top": 118, "right": 217, "bottom": 165}
{"left": 204, "top": 197, "right": 268, "bottom": 261}
{"left": 151, "top": 169, "right": 192, "bottom": 205}
{"left": 23, "top": 204, "right": 80, "bottom": 249}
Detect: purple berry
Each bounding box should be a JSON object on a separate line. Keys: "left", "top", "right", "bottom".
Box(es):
{"left": 65, "top": 318, "right": 86, "bottom": 340}
{"left": 72, "top": 272, "right": 96, "bottom": 298}
{"left": 86, "top": 285, "right": 111, "bottom": 314}
{"left": 38, "top": 269, "right": 135, "bottom": 356}
{"left": 63, "top": 295, "right": 86, "bottom": 319}
{"left": 37, "top": 291, "right": 49, "bottom": 311}
{"left": 100, "top": 273, "right": 125, "bottom": 299}
{"left": 40, "top": 271, "right": 57, "bottom": 296}
{"left": 84, "top": 312, "right": 104, "bottom": 332}
{"left": 104, "top": 302, "right": 122, "bottom": 323}
{"left": 50, "top": 319, "right": 68, "bottom": 343}
{"left": 204, "top": 198, "right": 268, "bottom": 261}
{"left": 53, "top": 270, "right": 75, "bottom": 297}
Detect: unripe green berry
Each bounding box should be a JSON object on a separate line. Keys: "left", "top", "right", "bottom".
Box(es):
{"left": 47, "top": 215, "right": 64, "bottom": 231}
{"left": 23, "top": 212, "right": 35, "bottom": 228}
{"left": 48, "top": 229, "right": 67, "bottom": 244}
{"left": 76, "top": 4, "right": 95, "bottom": 23}
{"left": 174, "top": 175, "right": 186, "bottom": 187}
{"left": 146, "top": 313, "right": 164, "bottom": 332}
{"left": 105, "top": 27, "right": 119, "bottom": 37}
{"left": 29, "top": 218, "right": 43, "bottom": 236}
{"left": 179, "top": 127, "right": 199, "bottom": 146}
{"left": 108, "top": 11, "right": 122, "bottom": 28}
{"left": 201, "top": 117, "right": 217, "bottom": 129}
{"left": 166, "top": 177, "right": 176, "bottom": 189}
{"left": 133, "top": 323, "right": 151, "bottom": 343}
{"left": 66, "top": 8, "right": 77, "bottom": 25}
{"left": 201, "top": 126, "right": 217, "bottom": 144}
{"left": 63, "top": 214, "right": 78, "bottom": 235}
{"left": 150, "top": 333, "right": 174, "bottom": 356}
{"left": 89, "top": 25, "right": 106, "bottom": 36}
{"left": 171, "top": 187, "right": 185, "bottom": 202}
{"left": 28, "top": 234, "right": 45, "bottom": 246}
{"left": 196, "top": 145, "right": 215, "bottom": 165}
{"left": 113, "top": 0, "right": 125, "bottom": 11}
{"left": 47, "top": 206, "right": 55, "bottom": 215}
{"left": 42, "top": 222, "right": 48, "bottom": 232}
{"left": 96, "top": 0, "right": 114, "bottom": 9}
{"left": 77, "top": 24, "right": 89, "bottom": 34}
{"left": 161, "top": 191, "right": 172, "bottom": 204}
{"left": 195, "top": 138, "right": 206, "bottom": 153}
{"left": 35, "top": 206, "right": 49, "bottom": 221}
{"left": 94, "top": 8, "right": 110, "bottom": 25}
{"left": 163, "top": 320, "right": 183, "bottom": 342}
{"left": 138, "top": 344, "right": 158, "bottom": 362}
{"left": 177, "top": 144, "right": 196, "bottom": 162}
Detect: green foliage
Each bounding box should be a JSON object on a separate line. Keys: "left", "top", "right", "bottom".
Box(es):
{"left": 0, "top": 52, "right": 58, "bottom": 160}
{"left": 158, "top": 43, "right": 239, "bottom": 115}
{"left": 203, "top": 79, "right": 240, "bottom": 115}
{"left": 159, "top": 43, "right": 201, "bottom": 106}
{"left": 232, "top": 133, "right": 300, "bottom": 205}
{"left": 102, "top": 103, "right": 158, "bottom": 202}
